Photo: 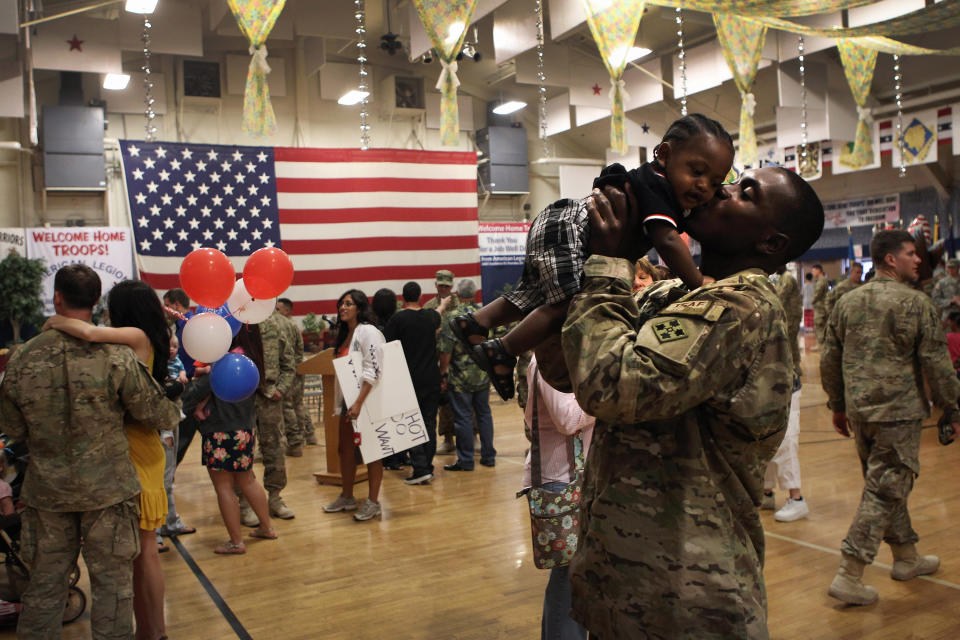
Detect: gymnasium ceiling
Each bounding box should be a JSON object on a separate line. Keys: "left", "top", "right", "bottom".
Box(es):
{"left": 31, "top": 0, "right": 960, "bottom": 160}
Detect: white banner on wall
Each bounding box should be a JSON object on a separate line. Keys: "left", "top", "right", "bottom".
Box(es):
{"left": 333, "top": 341, "right": 428, "bottom": 464}
{"left": 478, "top": 222, "right": 529, "bottom": 267}
{"left": 26, "top": 227, "right": 135, "bottom": 315}
{"left": 822, "top": 194, "right": 900, "bottom": 230}
{"left": 0, "top": 228, "right": 26, "bottom": 258}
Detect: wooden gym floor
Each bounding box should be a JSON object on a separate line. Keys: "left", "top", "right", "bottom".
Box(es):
{"left": 3, "top": 332, "right": 959, "bottom": 639}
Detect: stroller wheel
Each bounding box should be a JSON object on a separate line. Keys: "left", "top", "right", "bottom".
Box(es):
{"left": 69, "top": 565, "right": 81, "bottom": 587}
{"left": 62, "top": 587, "right": 86, "bottom": 624}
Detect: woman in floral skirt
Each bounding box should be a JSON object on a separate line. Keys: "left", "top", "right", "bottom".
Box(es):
{"left": 184, "top": 324, "right": 276, "bottom": 554}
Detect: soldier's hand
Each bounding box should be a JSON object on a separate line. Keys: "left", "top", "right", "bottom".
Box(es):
{"left": 271, "top": 391, "right": 283, "bottom": 401}
{"left": 586, "top": 183, "right": 641, "bottom": 261}
{"left": 832, "top": 411, "right": 851, "bottom": 438}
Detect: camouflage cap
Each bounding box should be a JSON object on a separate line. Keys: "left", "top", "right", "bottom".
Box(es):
{"left": 948, "top": 258, "right": 960, "bottom": 268}
{"left": 436, "top": 270, "right": 454, "bottom": 285}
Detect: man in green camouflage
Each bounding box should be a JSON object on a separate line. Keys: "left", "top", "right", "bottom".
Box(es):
{"left": 0, "top": 265, "right": 178, "bottom": 639}
{"left": 244, "top": 309, "right": 297, "bottom": 523}
{"left": 930, "top": 257, "right": 960, "bottom": 321}
{"left": 276, "top": 298, "right": 316, "bottom": 455}
{"left": 774, "top": 265, "right": 803, "bottom": 380}
{"left": 425, "top": 270, "right": 459, "bottom": 453}
{"left": 562, "top": 167, "right": 824, "bottom": 639}
{"left": 821, "top": 229, "right": 960, "bottom": 606}
{"left": 824, "top": 262, "right": 862, "bottom": 322}
{"left": 438, "top": 279, "right": 496, "bottom": 471}
{"left": 811, "top": 263, "right": 830, "bottom": 349}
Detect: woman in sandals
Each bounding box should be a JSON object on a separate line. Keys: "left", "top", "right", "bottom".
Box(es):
{"left": 322, "top": 289, "right": 386, "bottom": 522}
{"left": 44, "top": 280, "right": 175, "bottom": 640}
{"left": 183, "top": 324, "right": 277, "bottom": 553}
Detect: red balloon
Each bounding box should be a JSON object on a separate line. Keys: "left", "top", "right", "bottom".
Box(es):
{"left": 243, "top": 247, "right": 294, "bottom": 299}
{"left": 180, "top": 248, "right": 235, "bottom": 308}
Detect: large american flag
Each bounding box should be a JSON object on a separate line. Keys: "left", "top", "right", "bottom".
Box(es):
{"left": 119, "top": 141, "right": 481, "bottom": 318}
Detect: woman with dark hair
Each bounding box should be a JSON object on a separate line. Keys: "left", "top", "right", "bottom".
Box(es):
{"left": 322, "top": 289, "right": 387, "bottom": 522}
{"left": 182, "top": 324, "right": 276, "bottom": 553}
{"left": 44, "top": 279, "right": 173, "bottom": 640}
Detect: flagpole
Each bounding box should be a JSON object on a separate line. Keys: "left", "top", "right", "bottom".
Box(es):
{"left": 20, "top": 0, "right": 122, "bottom": 29}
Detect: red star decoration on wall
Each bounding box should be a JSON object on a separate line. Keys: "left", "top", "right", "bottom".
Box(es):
{"left": 67, "top": 35, "right": 84, "bottom": 51}
{"left": 592, "top": 83, "right": 602, "bottom": 96}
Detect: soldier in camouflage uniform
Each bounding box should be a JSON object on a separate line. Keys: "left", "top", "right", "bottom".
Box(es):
{"left": 247, "top": 309, "right": 297, "bottom": 522}
{"left": 821, "top": 230, "right": 960, "bottom": 606}
{"left": 424, "top": 270, "right": 459, "bottom": 453}
{"left": 930, "top": 257, "right": 960, "bottom": 321}
{"left": 438, "top": 279, "right": 496, "bottom": 470}
{"left": 824, "top": 262, "right": 862, "bottom": 323}
{"left": 276, "top": 299, "right": 315, "bottom": 455}
{"left": 0, "top": 265, "right": 178, "bottom": 639}
{"left": 563, "top": 168, "right": 824, "bottom": 639}
{"left": 774, "top": 265, "right": 803, "bottom": 379}
{"left": 811, "top": 263, "right": 830, "bottom": 348}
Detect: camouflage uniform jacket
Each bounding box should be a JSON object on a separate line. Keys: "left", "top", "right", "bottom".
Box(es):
{"left": 821, "top": 276, "right": 960, "bottom": 422}
{"left": 259, "top": 311, "right": 296, "bottom": 398}
{"left": 561, "top": 256, "right": 793, "bottom": 640}
{"left": 930, "top": 274, "right": 960, "bottom": 319}
{"left": 438, "top": 300, "right": 490, "bottom": 393}
{"left": 824, "top": 278, "right": 859, "bottom": 321}
{"left": 812, "top": 276, "right": 829, "bottom": 318}
{"left": 774, "top": 270, "right": 802, "bottom": 377}
{"left": 278, "top": 313, "right": 305, "bottom": 364}
{"left": 0, "top": 330, "right": 178, "bottom": 511}
{"left": 423, "top": 293, "right": 459, "bottom": 313}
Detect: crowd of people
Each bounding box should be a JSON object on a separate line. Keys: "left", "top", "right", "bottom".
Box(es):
{"left": 1, "top": 113, "right": 958, "bottom": 639}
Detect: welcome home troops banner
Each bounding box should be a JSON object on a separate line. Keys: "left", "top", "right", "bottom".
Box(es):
{"left": 822, "top": 193, "right": 899, "bottom": 230}
{"left": 26, "top": 227, "right": 134, "bottom": 315}
{"left": 478, "top": 222, "right": 529, "bottom": 305}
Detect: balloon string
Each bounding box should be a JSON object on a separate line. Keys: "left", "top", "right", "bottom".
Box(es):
{"left": 164, "top": 306, "right": 187, "bottom": 321}
{"left": 165, "top": 300, "right": 253, "bottom": 323}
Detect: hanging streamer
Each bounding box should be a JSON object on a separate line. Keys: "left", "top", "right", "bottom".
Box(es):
{"left": 579, "top": 0, "right": 646, "bottom": 154}
{"left": 648, "top": 0, "right": 875, "bottom": 18}
{"left": 835, "top": 39, "right": 877, "bottom": 170}
{"left": 714, "top": 14, "right": 767, "bottom": 168}
{"left": 734, "top": 2, "right": 960, "bottom": 39}
{"left": 226, "top": 0, "right": 288, "bottom": 137}
{"left": 413, "top": 0, "right": 479, "bottom": 147}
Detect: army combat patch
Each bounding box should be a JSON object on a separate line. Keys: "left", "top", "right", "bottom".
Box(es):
{"left": 653, "top": 319, "right": 687, "bottom": 343}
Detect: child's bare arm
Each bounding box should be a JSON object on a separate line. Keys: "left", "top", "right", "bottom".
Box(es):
{"left": 646, "top": 223, "right": 703, "bottom": 289}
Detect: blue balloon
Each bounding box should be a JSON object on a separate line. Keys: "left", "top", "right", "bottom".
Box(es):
{"left": 210, "top": 353, "right": 260, "bottom": 402}
{"left": 196, "top": 304, "right": 243, "bottom": 337}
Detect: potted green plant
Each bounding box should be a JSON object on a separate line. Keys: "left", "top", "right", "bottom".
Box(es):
{"left": 301, "top": 312, "right": 327, "bottom": 353}
{"left": 0, "top": 251, "right": 46, "bottom": 372}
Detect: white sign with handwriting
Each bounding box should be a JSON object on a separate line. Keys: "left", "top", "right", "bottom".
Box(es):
{"left": 333, "top": 340, "right": 428, "bottom": 463}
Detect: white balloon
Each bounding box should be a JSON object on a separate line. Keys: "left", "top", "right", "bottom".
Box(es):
{"left": 226, "top": 278, "right": 276, "bottom": 324}
{"left": 182, "top": 312, "right": 232, "bottom": 363}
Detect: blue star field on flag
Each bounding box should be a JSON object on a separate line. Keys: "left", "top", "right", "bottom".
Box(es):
{"left": 120, "top": 141, "right": 282, "bottom": 258}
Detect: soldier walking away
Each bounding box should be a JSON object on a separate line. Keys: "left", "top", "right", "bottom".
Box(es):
{"left": 275, "top": 299, "right": 316, "bottom": 455}
{"left": 821, "top": 230, "right": 960, "bottom": 606}
{"left": 0, "top": 265, "right": 178, "bottom": 639}
{"left": 930, "top": 257, "right": 960, "bottom": 322}
{"left": 811, "top": 263, "right": 830, "bottom": 351}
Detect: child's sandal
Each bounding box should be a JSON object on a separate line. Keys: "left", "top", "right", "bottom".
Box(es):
{"left": 214, "top": 541, "right": 246, "bottom": 555}
{"left": 473, "top": 338, "right": 517, "bottom": 401}
{"left": 449, "top": 313, "right": 489, "bottom": 367}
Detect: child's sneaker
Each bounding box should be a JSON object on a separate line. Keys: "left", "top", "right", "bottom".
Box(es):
{"left": 473, "top": 338, "right": 516, "bottom": 401}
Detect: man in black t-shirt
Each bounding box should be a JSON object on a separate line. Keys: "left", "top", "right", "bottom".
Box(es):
{"left": 383, "top": 281, "right": 443, "bottom": 484}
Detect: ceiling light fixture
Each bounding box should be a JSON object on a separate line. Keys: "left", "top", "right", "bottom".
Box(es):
{"left": 493, "top": 101, "right": 526, "bottom": 115}
{"left": 125, "top": 0, "right": 159, "bottom": 14}
{"left": 338, "top": 89, "right": 370, "bottom": 106}
{"left": 103, "top": 73, "right": 131, "bottom": 90}
{"left": 625, "top": 47, "right": 652, "bottom": 63}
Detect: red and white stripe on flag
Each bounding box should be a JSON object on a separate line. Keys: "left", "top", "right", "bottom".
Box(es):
{"left": 273, "top": 148, "right": 480, "bottom": 317}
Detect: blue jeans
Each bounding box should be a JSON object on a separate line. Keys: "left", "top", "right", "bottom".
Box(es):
{"left": 449, "top": 388, "right": 496, "bottom": 469}
{"left": 541, "top": 480, "right": 587, "bottom": 640}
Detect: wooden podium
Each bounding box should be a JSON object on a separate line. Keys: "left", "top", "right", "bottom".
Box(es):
{"left": 298, "top": 349, "right": 367, "bottom": 486}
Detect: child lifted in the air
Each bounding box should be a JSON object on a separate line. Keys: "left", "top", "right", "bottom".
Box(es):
{"left": 451, "top": 113, "right": 735, "bottom": 400}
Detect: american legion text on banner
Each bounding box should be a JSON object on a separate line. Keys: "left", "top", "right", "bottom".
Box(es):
{"left": 118, "top": 142, "right": 481, "bottom": 318}
{"left": 26, "top": 227, "right": 134, "bottom": 315}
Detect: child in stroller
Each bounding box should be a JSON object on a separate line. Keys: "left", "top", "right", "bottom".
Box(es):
{"left": 0, "top": 440, "right": 87, "bottom": 625}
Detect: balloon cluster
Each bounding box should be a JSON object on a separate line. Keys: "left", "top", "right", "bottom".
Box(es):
{"left": 178, "top": 246, "right": 294, "bottom": 402}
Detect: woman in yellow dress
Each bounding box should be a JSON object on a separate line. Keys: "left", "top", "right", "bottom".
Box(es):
{"left": 46, "top": 280, "right": 173, "bottom": 640}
